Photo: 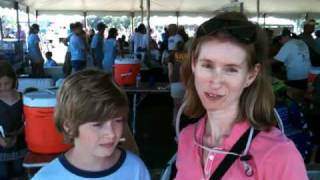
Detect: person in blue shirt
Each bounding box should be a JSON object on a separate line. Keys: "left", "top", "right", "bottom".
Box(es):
{"left": 32, "top": 69, "right": 151, "bottom": 180}
{"left": 103, "top": 28, "right": 118, "bottom": 73}
{"left": 69, "top": 22, "right": 86, "bottom": 72}
{"left": 91, "top": 23, "right": 107, "bottom": 69}
{"left": 27, "top": 24, "right": 45, "bottom": 77}
{"left": 44, "top": 51, "right": 58, "bottom": 67}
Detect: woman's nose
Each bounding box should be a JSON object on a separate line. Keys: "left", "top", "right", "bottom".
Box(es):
{"left": 209, "top": 70, "right": 223, "bottom": 89}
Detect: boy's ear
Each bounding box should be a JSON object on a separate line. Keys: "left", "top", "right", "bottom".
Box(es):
{"left": 63, "top": 121, "right": 71, "bottom": 134}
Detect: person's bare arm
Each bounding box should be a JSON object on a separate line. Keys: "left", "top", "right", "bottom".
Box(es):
{"left": 168, "top": 62, "right": 174, "bottom": 82}
{"left": 0, "top": 137, "right": 6, "bottom": 147}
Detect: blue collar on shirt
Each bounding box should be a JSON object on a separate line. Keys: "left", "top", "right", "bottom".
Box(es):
{"left": 58, "top": 149, "right": 126, "bottom": 178}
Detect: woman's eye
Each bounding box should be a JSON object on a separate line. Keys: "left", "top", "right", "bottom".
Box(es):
{"left": 225, "top": 67, "right": 238, "bottom": 73}
{"left": 201, "top": 63, "right": 212, "bottom": 69}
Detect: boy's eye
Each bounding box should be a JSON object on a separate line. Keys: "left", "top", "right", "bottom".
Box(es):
{"left": 113, "top": 117, "right": 124, "bottom": 123}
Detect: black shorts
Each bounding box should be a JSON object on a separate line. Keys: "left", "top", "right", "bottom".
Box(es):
{"left": 286, "top": 79, "right": 308, "bottom": 90}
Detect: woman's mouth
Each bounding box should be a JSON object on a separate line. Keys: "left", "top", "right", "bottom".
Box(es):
{"left": 205, "top": 92, "right": 224, "bottom": 101}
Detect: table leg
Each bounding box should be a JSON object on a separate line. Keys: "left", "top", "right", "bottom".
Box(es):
{"left": 132, "top": 93, "right": 137, "bottom": 135}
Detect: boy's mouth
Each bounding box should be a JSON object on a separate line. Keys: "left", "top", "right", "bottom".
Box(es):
{"left": 99, "top": 142, "right": 114, "bottom": 148}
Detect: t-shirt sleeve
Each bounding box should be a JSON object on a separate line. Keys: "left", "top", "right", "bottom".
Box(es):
{"left": 274, "top": 43, "right": 290, "bottom": 63}
{"left": 261, "top": 142, "right": 308, "bottom": 180}
{"left": 31, "top": 158, "right": 60, "bottom": 180}
{"left": 127, "top": 152, "right": 151, "bottom": 180}
{"left": 138, "top": 162, "right": 151, "bottom": 180}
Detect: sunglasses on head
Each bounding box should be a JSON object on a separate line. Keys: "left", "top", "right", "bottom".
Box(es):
{"left": 196, "top": 18, "right": 257, "bottom": 44}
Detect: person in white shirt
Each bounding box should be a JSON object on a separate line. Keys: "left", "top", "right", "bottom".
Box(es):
{"left": 132, "top": 24, "right": 148, "bottom": 61}
{"left": 167, "top": 24, "right": 184, "bottom": 51}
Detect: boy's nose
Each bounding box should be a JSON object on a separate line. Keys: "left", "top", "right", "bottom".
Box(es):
{"left": 101, "top": 122, "right": 115, "bottom": 139}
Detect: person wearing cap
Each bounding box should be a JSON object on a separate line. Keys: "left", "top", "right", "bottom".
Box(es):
{"left": 91, "top": 22, "right": 107, "bottom": 69}
{"left": 300, "top": 19, "right": 320, "bottom": 66}
{"left": 274, "top": 28, "right": 311, "bottom": 102}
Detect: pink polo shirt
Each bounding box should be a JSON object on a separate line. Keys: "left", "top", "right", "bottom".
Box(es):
{"left": 175, "top": 116, "right": 308, "bottom": 180}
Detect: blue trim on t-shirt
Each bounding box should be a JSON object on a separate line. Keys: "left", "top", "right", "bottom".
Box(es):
{"left": 58, "top": 149, "right": 126, "bottom": 178}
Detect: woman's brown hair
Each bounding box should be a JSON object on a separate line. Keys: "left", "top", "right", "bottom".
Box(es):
{"left": 181, "top": 12, "right": 276, "bottom": 130}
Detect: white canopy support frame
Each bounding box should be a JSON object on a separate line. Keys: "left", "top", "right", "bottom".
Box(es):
{"left": 1, "top": 0, "right": 319, "bottom": 18}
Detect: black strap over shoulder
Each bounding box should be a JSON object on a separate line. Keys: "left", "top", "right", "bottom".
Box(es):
{"left": 210, "top": 128, "right": 260, "bottom": 180}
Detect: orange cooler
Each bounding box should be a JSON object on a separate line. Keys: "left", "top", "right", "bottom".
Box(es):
{"left": 23, "top": 90, "right": 71, "bottom": 154}
{"left": 114, "top": 57, "right": 140, "bottom": 86}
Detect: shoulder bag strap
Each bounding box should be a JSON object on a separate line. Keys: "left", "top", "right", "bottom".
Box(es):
{"left": 210, "top": 128, "right": 260, "bottom": 180}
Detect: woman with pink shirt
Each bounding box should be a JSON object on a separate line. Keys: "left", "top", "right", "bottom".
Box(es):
{"left": 175, "top": 12, "right": 308, "bottom": 180}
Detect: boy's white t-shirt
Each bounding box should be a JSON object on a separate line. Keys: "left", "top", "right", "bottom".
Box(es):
{"left": 32, "top": 150, "right": 151, "bottom": 180}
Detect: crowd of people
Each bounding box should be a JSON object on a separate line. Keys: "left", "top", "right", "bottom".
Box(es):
{"left": 1, "top": 11, "right": 320, "bottom": 179}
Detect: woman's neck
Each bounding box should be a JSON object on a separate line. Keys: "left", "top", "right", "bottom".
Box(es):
{"left": 204, "top": 107, "right": 239, "bottom": 147}
{"left": 65, "top": 147, "right": 121, "bottom": 172}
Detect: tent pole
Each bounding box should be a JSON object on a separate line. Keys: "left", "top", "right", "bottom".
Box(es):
{"left": 305, "top": 12, "right": 309, "bottom": 20}
{"left": 131, "top": 12, "right": 134, "bottom": 33}
{"left": 83, "top": 11, "right": 87, "bottom": 29}
{"left": 15, "top": 1, "right": 20, "bottom": 41}
{"left": 15, "top": 1, "right": 23, "bottom": 65}
{"left": 146, "top": 0, "right": 150, "bottom": 63}
{"left": 27, "top": 6, "right": 30, "bottom": 28}
{"left": 140, "top": 0, "right": 144, "bottom": 24}
{"left": 0, "top": 17, "right": 3, "bottom": 40}
{"left": 257, "top": 0, "right": 260, "bottom": 23}
{"left": 35, "top": 10, "right": 38, "bottom": 23}
{"left": 240, "top": 2, "right": 244, "bottom": 13}
{"left": 176, "top": 11, "right": 179, "bottom": 26}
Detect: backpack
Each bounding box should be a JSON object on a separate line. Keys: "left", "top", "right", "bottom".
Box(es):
{"left": 274, "top": 98, "right": 314, "bottom": 162}
{"left": 313, "top": 75, "right": 320, "bottom": 107}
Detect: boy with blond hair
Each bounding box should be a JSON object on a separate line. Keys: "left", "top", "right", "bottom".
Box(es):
{"left": 33, "top": 69, "right": 150, "bottom": 179}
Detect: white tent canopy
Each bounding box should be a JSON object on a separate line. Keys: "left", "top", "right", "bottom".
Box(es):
{"left": 0, "top": 0, "right": 320, "bottom": 18}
